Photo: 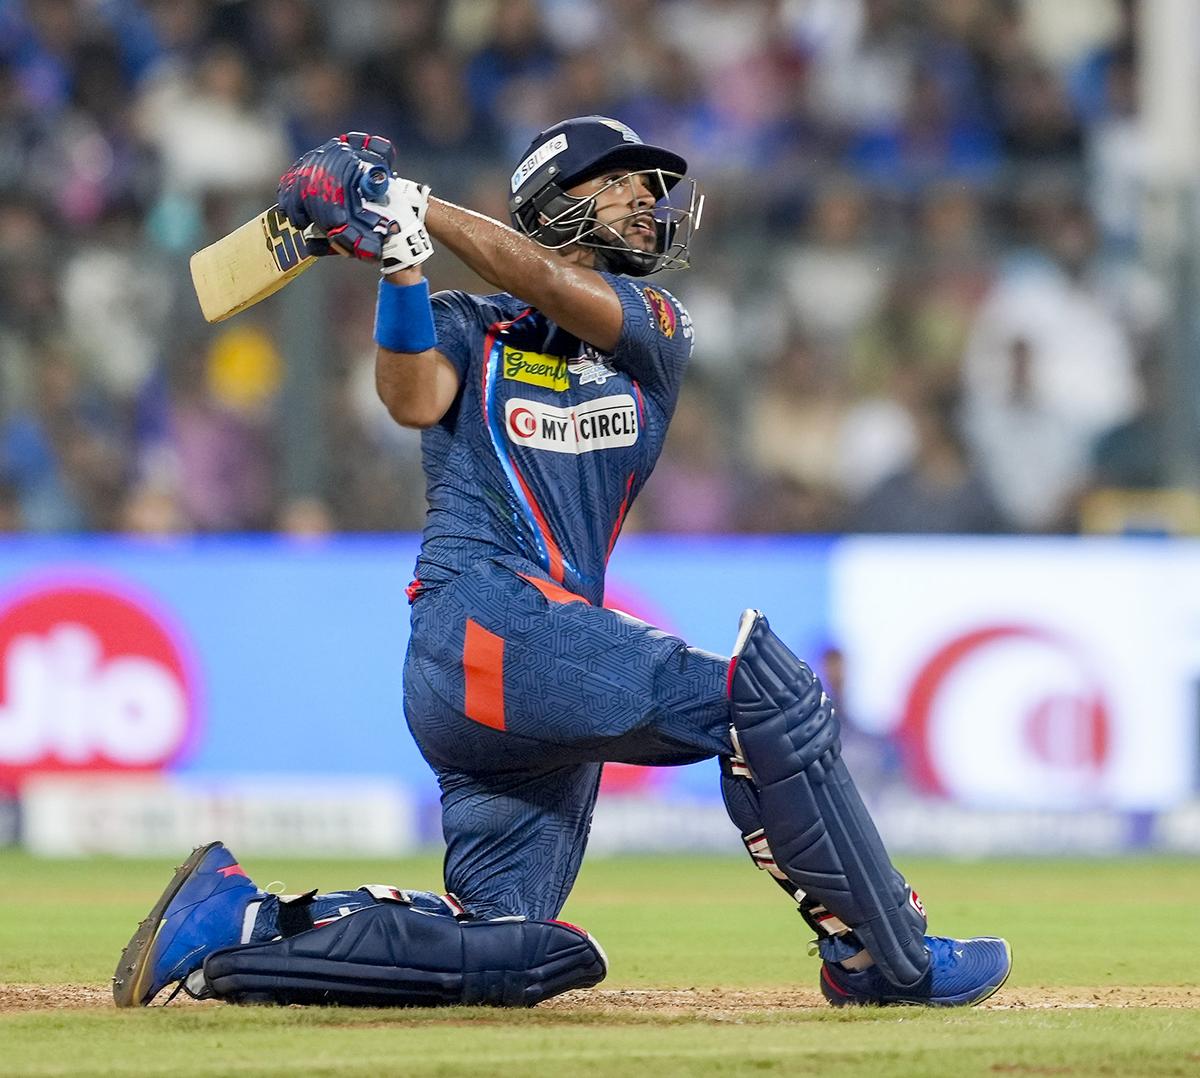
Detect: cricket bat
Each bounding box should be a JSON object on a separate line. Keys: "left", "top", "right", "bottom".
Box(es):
{"left": 189, "top": 205, "right": 316, "bottom": 323}
{"left": 189, "top": 167, "right": 389, "bottom": 324}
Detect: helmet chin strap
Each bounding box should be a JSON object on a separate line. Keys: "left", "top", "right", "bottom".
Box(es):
{"left": 591, "top": 246, "right": 656, "bottom": 276}
{"left": 587, "top": 234, "right": 660, "bottom": 277}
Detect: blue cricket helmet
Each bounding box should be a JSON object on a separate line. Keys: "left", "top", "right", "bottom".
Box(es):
{"left": 508, "top": 116, "right": 702, "bottom": 276}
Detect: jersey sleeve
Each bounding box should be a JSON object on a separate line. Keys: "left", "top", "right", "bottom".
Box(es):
{"left": 599, "top": 273, "right": 693, "bottom": 401}
{"left": 430, "top": 289, "right": 484, "bottom": 380}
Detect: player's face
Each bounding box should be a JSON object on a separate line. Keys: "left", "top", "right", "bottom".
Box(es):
{"left": 567, "top": 170, "right": 659, "bottom": 253}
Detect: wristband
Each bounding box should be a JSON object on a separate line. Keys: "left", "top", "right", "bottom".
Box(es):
{"left": 373, "top": 277, "right": 437, "bottom": 353}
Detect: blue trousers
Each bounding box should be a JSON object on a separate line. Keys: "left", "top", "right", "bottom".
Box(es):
{"left": 404, "top": 555, "right": 733, "bottom": 920}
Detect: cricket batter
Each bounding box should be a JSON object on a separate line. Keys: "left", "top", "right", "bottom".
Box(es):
{"left": 115, "top": 119, "right": 1011, "bottom": 1009}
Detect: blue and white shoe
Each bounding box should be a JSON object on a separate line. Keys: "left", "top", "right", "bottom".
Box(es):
{"left": 113, "top": 841, "right": 261, "bottom": 1006}
{"left": 820, "top": 935, "right": 1012, "bottom": 1007}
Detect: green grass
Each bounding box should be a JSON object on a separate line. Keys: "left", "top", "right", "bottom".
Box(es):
{"left": 3, "top": 1008, "right": 1198, "bottom": 1078}
{"left": 2, "top": 853, "right": 1199, "bottom": 1076}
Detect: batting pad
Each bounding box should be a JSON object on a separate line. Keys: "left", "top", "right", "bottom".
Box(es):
{"left": 202, "top": 900, "right": 606, "bottom": 1007}
{"left": 729, "top": 610, "right": 929, "bottom": 988}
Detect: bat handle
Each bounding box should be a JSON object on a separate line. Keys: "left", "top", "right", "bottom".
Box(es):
{"left": 358, "top": 166, "right": 390, "bottom": 201}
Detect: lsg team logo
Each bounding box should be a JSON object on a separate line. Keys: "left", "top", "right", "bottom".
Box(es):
{"left": 898, "top": 625, "right": 1112, "bottom": 806}
{"left": 642, "top": 287, "right": 677, "bottom": 338}
{"left": 0, "top": 583, "right": 197, "bottom": 786}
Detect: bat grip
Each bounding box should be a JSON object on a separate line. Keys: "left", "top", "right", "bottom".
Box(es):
{"left": 358, "top": 166, "right": 390, "bottom": 200}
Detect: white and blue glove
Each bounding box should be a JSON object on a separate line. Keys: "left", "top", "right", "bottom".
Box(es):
{"left": 365, "top": 176, "right": 433, "bottom": 275}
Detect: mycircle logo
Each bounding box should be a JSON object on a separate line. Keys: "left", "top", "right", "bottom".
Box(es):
{"left": 504, "top": 395, "right": 638, "bottom": 454}
{"left": 899, "top": 625, "right": 1111, "bottom": 802}
{"left": 509, "top": 406, "right": 537, "bottom": 439}
{"left": 0, "top": 582, "right": 197, "bottom": 787}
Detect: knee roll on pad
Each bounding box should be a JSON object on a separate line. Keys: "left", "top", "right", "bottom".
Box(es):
{"left": 728, "top": 609, "right": 928, "bottom": 987}
{"left": 202, "top": 901, "right": 606, "bottom": 1007}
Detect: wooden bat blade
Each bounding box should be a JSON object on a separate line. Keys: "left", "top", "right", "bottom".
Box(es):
{"left": 190, "top": 205, "right": 316, "bottom": 323}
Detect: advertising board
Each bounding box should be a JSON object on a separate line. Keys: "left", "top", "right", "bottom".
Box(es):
{"left": 830, "top": 538, "right": 1197, "bottom": 812}
{"left": 0, "top": 535, "right": 1195, "bottom": 854}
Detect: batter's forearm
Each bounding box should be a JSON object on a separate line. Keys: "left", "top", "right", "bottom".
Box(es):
{"left": 425, "top": 199, "right": 560, "bottom": 294}
{"left": 424, "top": 198, "right": 622, "bottom": 351}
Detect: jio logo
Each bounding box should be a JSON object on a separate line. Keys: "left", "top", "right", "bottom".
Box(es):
{"left": 509, "top": 406, "right": 537, "bottom": 439}
{"left": 898, "top": 625, "right": 1112, "bottom": 807}
{"left": 0, "top": 583, "right": 197, "bottom": 785}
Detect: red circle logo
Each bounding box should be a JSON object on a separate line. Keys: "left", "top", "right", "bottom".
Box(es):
{"left": 899, "top": 625, "right": 1111, "bottom": 800}
{"left": 509, "top": 407, "right": 537, "bottom": 439}
{"left": 0, "top": 584, "right": 197, "bottom": 787}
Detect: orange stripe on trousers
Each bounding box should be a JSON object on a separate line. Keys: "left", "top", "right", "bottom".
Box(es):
{"left": 463, "top": 618, "right": 506, "bottom": 730}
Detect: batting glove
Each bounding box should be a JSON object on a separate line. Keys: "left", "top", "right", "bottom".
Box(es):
{"left": 364, "top": 177, "right": 434, "bottom": 274}
{"left": 277, "top": 134, "right": 400, "bottom": 261}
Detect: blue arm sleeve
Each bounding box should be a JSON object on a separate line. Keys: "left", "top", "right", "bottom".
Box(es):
{"left": 598, "top": 273, "right": 693, "bottom": 405}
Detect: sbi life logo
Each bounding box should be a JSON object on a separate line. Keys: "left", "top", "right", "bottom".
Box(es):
{"left": 0, "top": 582, "right": 196, "bottom": 785}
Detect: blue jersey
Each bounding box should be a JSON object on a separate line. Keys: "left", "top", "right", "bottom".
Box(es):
{"left": 413, "top": 273, "right": 693, "bottom": 606}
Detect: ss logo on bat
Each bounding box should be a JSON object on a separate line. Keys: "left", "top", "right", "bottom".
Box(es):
{"left": 263, "top": 208, "right": 309, "bottom": 271}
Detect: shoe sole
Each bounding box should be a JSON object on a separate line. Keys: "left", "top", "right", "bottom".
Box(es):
{"left": 822, "top": 940, "right": 1014, "bottom": 1008}
{"left": 112, "top": 842, "right": 222, "bottom": 1007}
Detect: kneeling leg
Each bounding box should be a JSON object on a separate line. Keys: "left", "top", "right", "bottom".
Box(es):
{"left": 202, "top": 888, "right": 606, "bottom": 1007}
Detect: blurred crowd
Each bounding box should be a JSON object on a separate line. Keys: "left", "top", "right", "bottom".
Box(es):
{"left": 0, "top": 0, "right": 1176, "bottom": 537}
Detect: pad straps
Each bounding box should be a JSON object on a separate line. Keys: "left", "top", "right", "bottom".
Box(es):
{"left": 276, "top": 890, "right": 318, "bottom": 937}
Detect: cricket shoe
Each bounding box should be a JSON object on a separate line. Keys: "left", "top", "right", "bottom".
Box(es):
{"left": 113, "top": 841, "right": 261, "bottom": 1006}
{"left": 820, "top": 935, "right": 1012, "bottom": 1007}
